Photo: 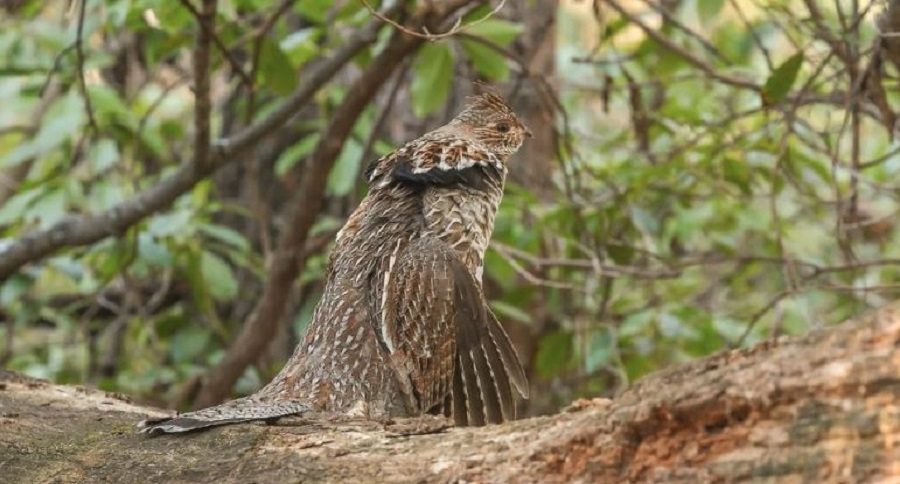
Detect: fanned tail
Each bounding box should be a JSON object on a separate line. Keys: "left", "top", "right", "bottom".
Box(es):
{"left": 137, "top": 397, "right": 310, "bottom": 435}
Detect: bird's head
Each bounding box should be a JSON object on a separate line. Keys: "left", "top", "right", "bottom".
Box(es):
{"left": 450, "top": 91, "right": 532, "bottom": 158}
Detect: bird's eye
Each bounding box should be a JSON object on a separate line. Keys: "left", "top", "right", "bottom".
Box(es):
{"left": 496, "top": 122, "right": 510, "bottom": 133}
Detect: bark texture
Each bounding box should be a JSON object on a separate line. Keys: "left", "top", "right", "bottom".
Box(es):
{"left": 2, "top": 302, "right": 900, "bottom": 483}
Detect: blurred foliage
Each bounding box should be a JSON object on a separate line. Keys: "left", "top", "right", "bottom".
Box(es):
{"left": 1, "top": 0, "right": 899, "bottom": 415}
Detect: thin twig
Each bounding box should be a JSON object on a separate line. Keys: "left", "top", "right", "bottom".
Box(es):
{"left": 40, "top": 43, "right": 76, "bottom": 97}
{"left": 178, "top": 0, "right": 253, "bottom": 88}
{"left": 255, "top": 0, "right": 295, "bottom": 39}
{"left": 638, "top": 0, "right": 730, "bottom": 64}
{"left": 192, "top": 0, "right": 217, "bottom": 170}
{"left": 136, "top": 77, "right": 189, "bottom": 137}
{"left": 492, "top": 243, "right": 582, "bottom": 291}
{"left": 603, "top": 0, "right": 760, "bottom": 92}
{"left": 735, "top": 290, "right": 794, "bottom": 346}
{"left": 491, "top": 241, "right": 682, "bottom": 279}
{"left": 727, "top": 0, "right": 774, "bottom": 70}
{"left": 359, "top": 0, "right": 506, "bottom": 40}
{"left": 75, "top": 0, "right": 97, "bottom": 132}
{"left": 859, "top": 144, "right": 900, "bottom": 169}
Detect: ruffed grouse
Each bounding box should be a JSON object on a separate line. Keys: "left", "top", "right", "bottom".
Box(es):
{"left": 140, "top": 91, "right": 532, "bottom": 434}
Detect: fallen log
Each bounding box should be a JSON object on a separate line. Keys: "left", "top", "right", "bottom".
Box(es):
{"left": 2, "top": 302, "right": 899, "bottom": 483}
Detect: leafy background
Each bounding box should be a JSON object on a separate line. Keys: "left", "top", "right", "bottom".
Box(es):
{"left": 1, "top": 0, "right": 899, "bottom": 415}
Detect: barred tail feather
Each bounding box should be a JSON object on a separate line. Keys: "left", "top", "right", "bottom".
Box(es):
{"left": 137, "top": 397, "right": 310, "bottom": 435}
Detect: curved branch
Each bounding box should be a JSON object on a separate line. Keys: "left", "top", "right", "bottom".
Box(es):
{"left": 0, "top": 9, "right": 397, "bottom": 283}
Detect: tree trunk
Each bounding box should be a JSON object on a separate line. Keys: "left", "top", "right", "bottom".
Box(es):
{"left": 2, "top": 301, "right": 900, "bottom": 482}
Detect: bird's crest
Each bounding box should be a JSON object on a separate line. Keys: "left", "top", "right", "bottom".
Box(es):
{"left": 455, "top": 90, "right": 517, "bottom": 125}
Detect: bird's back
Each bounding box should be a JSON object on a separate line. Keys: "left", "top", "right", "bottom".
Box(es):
{"left": 259, "top": 156, "right": 507, "bottom": 417}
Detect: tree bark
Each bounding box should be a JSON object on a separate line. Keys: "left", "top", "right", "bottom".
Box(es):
{"left": 3, "top": 301, "right": 900, "bottom": 482}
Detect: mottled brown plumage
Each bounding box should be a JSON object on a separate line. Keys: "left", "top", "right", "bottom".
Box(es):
{"left": 139, "top": 91, "right": 531, "bottom": 434}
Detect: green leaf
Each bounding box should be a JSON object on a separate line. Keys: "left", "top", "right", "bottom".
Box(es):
{"left": 85, "top": 178, "right": 126, "bottom": 212}
{"left": 89, "top": 85, "right": 139, "bottom": 131}
{"left": 696, "top": 0, "right": 726, "bottom": 24}
{"left": 32, "top": 89, "right": 86, "bottom": 149}
{"left": 762, "top": 52, "right": 803, "bottom": 105}
{"left": 712, "top": 316, "right": 746, "bottom": 342}
{"left": 1, "top": 92, "right": 83, "bottom": 167}
{"left": 199, "top": 223, "right": 251, "bottom": 252}
{"left": 275, "top": 134, "right": 320, "bottom": 176}
{"left": 606, "top": 243, "right": 635, "bottom": 265}
{"left": 259, "top": 37, "right": 297, "bottom": 95}
{"left": 630, "top": 206, "right": 659, "bottom": 234}
{"left": 295, "top": 0, "right": 332, "bottom": 23}
{"left": 658, "top": 312, "right": 685, "bottom": 338}
{"left": 200, "top": 251, "right": 238, "bottom": 302}
{"left": 170, "top": 326, "right": 211, "bottom": 363}
{"left": 619, "top": 310, "right": 654, "bottom": 338}
{"left": 327, "top": 138, "right": 362, "bottom": 196}
{"left": 138, "top": 233, "right": 173, "bottom": 267}
{"left": 0, "top": 139, "right": 37, "bottom": 168}
{"left": 33, "top": 265, "right": 80, "bottom": 297}
{"left": 585, "top": 328, "right": 613, "bottom": 373}
{"left": 722, "top": 157, "right": 752, "bottom": 195}
{"left": 465, "top": 19, "right": 523, "bottom": 46}
{"left": 787, "top": 145, "right": 830, "bottom": 184}
{"left": 535, "top": 330, "right": 573, "bottom": 378}
{"left": 89, "top": 139, "right": 120, "bottom": 173}
{"left": 461, "top": 40, "right": 509, "bottom": 81}
{"left": 712, "top": 20, "right": 755, "bottom": 63}
{"left": 147, "top": 209, "right": 193, "bottom": 238}
{"left": 490, "top": 300, "right": 532, "bottom": 324}
{"left": 0, "top": 187, "right": 44, "bottom": 225}
{"left": 1, "top": 275, "right": 32, "bottom": 307}
{"left": 411, "top": 42, "right": 454, "bottom": 117}
{"left": 280, "top": 28, "right": 320, "bottom": 68}
{"left": 25, "top": 186, "right": 68, "bottom": 228}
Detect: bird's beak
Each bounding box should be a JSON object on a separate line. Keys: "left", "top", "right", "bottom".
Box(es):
{"left": 524, "top": 126, "right": 533, "bottom": 138}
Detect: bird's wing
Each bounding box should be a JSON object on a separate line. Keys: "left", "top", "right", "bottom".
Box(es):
{"left": 380, "top": 236, "right": 527, "bottom": 425}
{"left": 365, "top": 137, "right": 504, "bottom": 189}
